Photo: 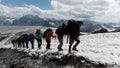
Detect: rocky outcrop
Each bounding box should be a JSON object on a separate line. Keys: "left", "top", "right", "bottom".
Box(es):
{"left": 92, "top": 28, "right": 108, "bottom": 33}
{"left": 0, "top": 48, "right": 116, "bottom": 68}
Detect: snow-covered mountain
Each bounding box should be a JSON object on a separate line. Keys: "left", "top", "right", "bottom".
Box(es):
{"left": 81, "top": 19, "right": 102, "bottom": 32}
{"left": 0, "top": 16, "right": 12, "bottom": 25}
{"left": 12, "top": 15, "right": 64, "bottom": 27}
{"left": 0, "top": 15, "right": 119, "bottom": 32}
{"left": 12, "top": 15, "right": 44, "bottom": 26}
{"left": 80, "top": 19, "right": 109, "bottom": 32}
{"left": 11, "top": 16, "right": 116, "bottom": 32}
{"left": 81, "top": 19, "right": 119, "bottom": 33}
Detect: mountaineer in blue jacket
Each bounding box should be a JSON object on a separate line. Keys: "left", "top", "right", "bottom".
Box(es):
{"left": 35, "top": 29, "right": 43, "bottom": 49}
{"left": 29, "top": 32, "right": 35, "bottom": 49}
{"left": 21, "top": 34, "right": 29, "bottom": 48}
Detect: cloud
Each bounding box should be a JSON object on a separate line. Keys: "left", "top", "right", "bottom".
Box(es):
{"left": 51, "top": 0, "right": 110, "bottom": 20}
{"left": 0, "top": 4, "right": 68, "bottom": 20}
{"left": 0, "top": 4, "right": 50, "bottom": 18}
{"left": 0, "top": 4, "right": 33, "bottom": 18}
{"left": 50, "top": 0, "right": 120, "bottom": 22}
{"left": 91, "top": 0, "right": 120, "bottom": 22}
{"left": 0, "top": 0, "right": 120, "bottom": 22}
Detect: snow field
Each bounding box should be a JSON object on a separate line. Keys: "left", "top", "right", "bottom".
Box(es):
{"left": 1, "top": 26, "right": 120, "bottom": 65}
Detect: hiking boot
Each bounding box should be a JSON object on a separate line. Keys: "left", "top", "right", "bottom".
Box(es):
{"left": 68, "top": 48, "right": 71, "bottom": 53}
{"left": 32, "top": 48, "right": 34, "bottom": 49}
{"left": 72, "top": 47, "right": 78, "bottom": 51}
{"left": 69, "top": 50, "right": 71, "bottom": 53}
{"left": 37, "top": 47, "right": 41, "bottom": 50}
{"left": 58, "top": 48, "right": 63, "bottom": 51}
{"left": 58, "top": 47, "right": 63, "bottom": 51}
{"left": 46, "top": 47, "right": 51, "bottom": 50}
{"left": 38, "top": 47, "right": 41, "bottom": 49}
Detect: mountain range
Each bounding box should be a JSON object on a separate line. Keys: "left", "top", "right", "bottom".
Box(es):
{"left": 12, "top": 15, "right": 66, "bottom": 27}
{"left": 0, "top": 14, "right": 120, "bottom": 32}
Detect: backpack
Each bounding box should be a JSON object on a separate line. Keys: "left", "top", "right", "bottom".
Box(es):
{"left": 65, "top": 19, "right": 76, "bottom": 35}
{"left": 43, "top": 28, "right": 52, "bottom": 38}
{"left": 56, "top": 23, "right": 67, "bottom": 36}
{"left": 55, "top": 26, "right": 61, "bottom": 35}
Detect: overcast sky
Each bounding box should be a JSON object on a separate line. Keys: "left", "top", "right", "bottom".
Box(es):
{"left": 0, "top": 0, "right": 120, "bottom": 23}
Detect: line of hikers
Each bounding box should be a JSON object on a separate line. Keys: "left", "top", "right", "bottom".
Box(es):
{"left": 11, "top": 19, "right": 83, "bottom": 53}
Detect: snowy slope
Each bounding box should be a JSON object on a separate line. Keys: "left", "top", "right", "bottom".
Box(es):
{"left": 78, "top": 33, "right": 120, "bottom": 65}
{"left": 0, "top": 27, "right": 120, "bottom": 66}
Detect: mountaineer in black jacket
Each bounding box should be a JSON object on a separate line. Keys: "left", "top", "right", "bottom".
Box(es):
{"left": 55, "top": 23, "right": 67, "bottom": 51}
{"left": 67, "top": 20, "right": 83, "bottom": 53}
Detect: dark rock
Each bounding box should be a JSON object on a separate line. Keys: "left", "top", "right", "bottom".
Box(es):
{"left": 93, "top": 28, "right": 108, "bottom": 33}
{"left": 0, "top": 48, "right": 116, "bottom": 68}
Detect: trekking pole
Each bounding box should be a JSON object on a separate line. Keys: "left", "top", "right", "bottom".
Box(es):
{"left": 54, "top": 35, "right": 56, "bottom": 42}
{"left": 66, "top": 35, "right": 69, "bottom": 44}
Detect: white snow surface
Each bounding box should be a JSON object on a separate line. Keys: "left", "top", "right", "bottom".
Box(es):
{"left": 0, "top": 26, "right": 120, "bottom": 65}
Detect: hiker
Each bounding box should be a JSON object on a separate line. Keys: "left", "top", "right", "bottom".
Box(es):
{"left": 21, "top": 34, "right": 29, "bottom": 48}
{"left": 35, "top": 29, "right": 43, "bottom": 49}
{"left": 29, "top": 32, "right": 35, "bottom": 49}
{"left": 17, "top": 36, "right": 22, "bottom": 48}
{"left": 66, "top": 20, "right": 83, "bottom": 53}
{"left": 55, "top": 23, "right": 67, "bottom": 51}
{"left": 11, "top": 35, "right": 18, "bottom": 48}
{"left": 44, "top": 28, "right": 55, "bottom": 49}
{"left": 11, "top": 39, "right": 17, "bottom": 48}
